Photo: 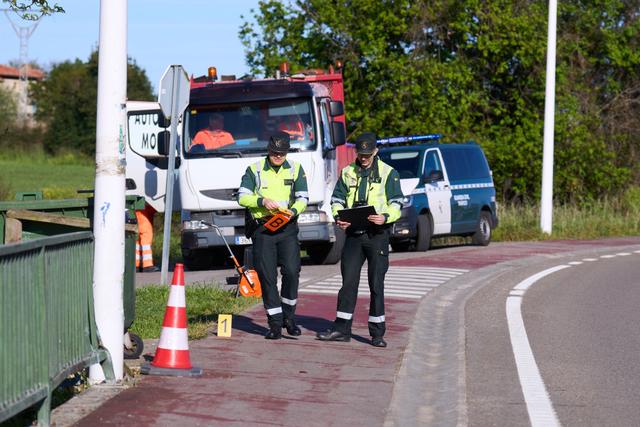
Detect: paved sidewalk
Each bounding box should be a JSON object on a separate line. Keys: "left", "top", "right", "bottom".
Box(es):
{"left": 72, "top": 294, "right": 419, "bottom": 426}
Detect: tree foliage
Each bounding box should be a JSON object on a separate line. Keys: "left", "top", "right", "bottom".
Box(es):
{"left": 240, "top": 0, "right": 640, "bottom": 203}
{"left": 2, "top": 0, "right": 64, "bottom": 20}
{"left": 30, "top": 51, "right": 154, "bottom": 156}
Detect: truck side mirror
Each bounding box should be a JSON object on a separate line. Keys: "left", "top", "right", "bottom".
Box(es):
{"left": 331, "top": 121, "right": 346, "bottom": 146}
{"left": 423, "top": 170, "right": 443, "bottom": 183}
{"left": 125, "top": 178, "right": 137, "bottom": 190}
{"left": 158, "top": 114, "right": 171, "bottom": 128}
{"left": 157, "top": 130, "right": 171, "bottom": 156}
{"left": 329, "top": 101, "right": 344, "bottom": 117}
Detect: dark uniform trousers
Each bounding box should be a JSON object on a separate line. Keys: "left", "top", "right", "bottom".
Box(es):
{"left": 334, "top": 228, "right": 389, "bottom": 338}
{"left": 252, "top": 221, "right": 301, "bottom": 328}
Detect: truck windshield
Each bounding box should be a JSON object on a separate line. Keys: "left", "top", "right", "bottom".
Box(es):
{"left": 184, "top": 98, "right": 316, "bottom": 156}
{"left": 378, "top": 151, "right": 421, "bottom": 179}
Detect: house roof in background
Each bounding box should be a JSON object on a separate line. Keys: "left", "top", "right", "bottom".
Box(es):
{"left": 0, "top": 64, "right": 45, "bottom": 80}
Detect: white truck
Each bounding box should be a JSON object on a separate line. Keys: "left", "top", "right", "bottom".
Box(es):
{"left": 125, "top": 66, "right": 352, "bottom": 269}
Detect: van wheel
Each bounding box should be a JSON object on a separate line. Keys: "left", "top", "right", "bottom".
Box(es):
{"left": 414, "top": 214, "right": 432, "bottom": 251}
{"left": 472, "top": 211, "right": 492, "bottom": 246}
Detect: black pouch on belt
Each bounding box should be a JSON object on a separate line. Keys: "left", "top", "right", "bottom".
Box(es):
{"left": 244, "top": 209, "right": 260, "bottom": 238}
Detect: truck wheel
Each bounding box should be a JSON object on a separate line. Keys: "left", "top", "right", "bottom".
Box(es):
{"left": 182, "top": 249, "right": 212, "bottom": 271}
{"left": 414, "top": 213, "right": 432, "bottom": 252}
{"left": 472, "top": 211, "right": 492, "bottom": 246}
{"left": 307, "top": 226, "right": 345, "bottom": 265}
{"left": 124, "top": 332, "right": 144, "bottom": 359}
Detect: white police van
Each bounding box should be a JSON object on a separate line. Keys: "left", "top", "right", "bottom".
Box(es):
{"left": 377, "top": 134, "right": 498, "bottom": 251}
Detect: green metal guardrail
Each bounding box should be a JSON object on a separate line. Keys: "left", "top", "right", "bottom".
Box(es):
{"left": 0, "top": 196, "right": 144, "bottom": 335}
{"left": 0, "top": 232, "right": 114, "bottom": 425}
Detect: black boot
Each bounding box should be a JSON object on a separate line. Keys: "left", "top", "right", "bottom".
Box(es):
{"left": 265, "top": 326, "right": 282, "bottom": 340}
{"left": 316, "top": 329, "right": 351, "bottom": 342}
{"left": 371, "top": 336, "right": 387, "bottom": 348}
{"left": 283, "top": 318, "right": 302, "bottom": 336}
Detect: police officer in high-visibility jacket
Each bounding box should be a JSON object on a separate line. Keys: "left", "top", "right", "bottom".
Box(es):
{"left": 238, "top": 131, "right": 309, "bottom": 339}
{"left": 317, "top": 132, "right": 403, "bottom": 348}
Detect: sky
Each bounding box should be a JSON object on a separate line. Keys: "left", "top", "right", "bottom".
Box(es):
{"left": 0, "top": 0, "right": 262, "bottom": 92}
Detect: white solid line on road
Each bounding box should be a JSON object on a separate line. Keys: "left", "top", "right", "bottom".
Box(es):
{"left": 507, "top": 265, "right": 568, "bottom": 427}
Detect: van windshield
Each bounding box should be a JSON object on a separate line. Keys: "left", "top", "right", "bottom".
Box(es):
{"left": 183, "top": 98, "right": 316, "bottom": 156}
{"left": 379, "top": 151, "right": 421, "bottom": 179}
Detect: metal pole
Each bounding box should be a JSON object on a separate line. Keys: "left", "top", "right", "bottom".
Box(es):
{"left": 160, "top": 66, "right": 182, "bottom": 285}
{"left": 90, "top": 0, "right": 127, "bottom": 383}
{"left": 540, "top": 0, "right": 557, "bottom": 234}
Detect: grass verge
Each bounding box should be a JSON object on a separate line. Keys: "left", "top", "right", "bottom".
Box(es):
{"left": 0, "top": 149, "right": 94, "bottom": 200}
{"left": 130, "top": 285, "right": 260, "bottom": 340}
{"left": 493, "top": 199, "right": 640, "bottom": 241}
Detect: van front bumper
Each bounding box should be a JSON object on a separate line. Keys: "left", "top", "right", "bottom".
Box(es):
{"left": 389, "top": 207, "right": 418, "bottom": 243}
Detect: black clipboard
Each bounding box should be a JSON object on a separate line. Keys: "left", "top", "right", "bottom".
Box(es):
{"left": 337, "top": 205, "right": 377, "bottom": 230}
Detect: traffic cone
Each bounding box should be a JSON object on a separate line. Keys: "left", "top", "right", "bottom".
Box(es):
{"left": 141, "top": 263, "right": 202, "bottom": 377}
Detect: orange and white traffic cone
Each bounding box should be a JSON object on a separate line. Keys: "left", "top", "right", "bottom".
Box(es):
{"left": 141, "top": 263, "right": 202, "bottom": 377}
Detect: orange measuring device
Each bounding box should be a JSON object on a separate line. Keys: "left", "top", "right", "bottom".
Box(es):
{"left": 206, "top": 222, "right": 262, "bottom": 298}
{"left": 263, "top": 208, "right": 293, "bottom": 232}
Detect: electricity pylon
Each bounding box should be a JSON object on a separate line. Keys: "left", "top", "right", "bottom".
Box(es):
{"left": 3, "top": 10, "right": 41, "bottom": 121}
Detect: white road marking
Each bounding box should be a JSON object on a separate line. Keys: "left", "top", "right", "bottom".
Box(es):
{"left": 506, "top": 247, "right": 640, "bottom": 426}
{"left": 506, "top": 265, "right": 568, "bottom": 427}
{"left": 300, "top": 266, "right": 468, "bottom": 300}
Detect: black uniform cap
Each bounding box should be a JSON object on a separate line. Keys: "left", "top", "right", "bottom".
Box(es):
{"left": 355, "top": 132, "right": 377, "bottom": 155}
{"left": 268, "top": 131, "right": 291, "bottom": 154}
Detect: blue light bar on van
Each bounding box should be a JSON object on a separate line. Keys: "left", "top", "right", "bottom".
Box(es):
{"left": 376, "top": 133, "right": 443, "bottom": 145}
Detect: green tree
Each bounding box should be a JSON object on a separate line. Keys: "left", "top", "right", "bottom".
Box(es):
{"left": 2, "top": 0, "right": 64, "bottom": 19}
{"left": 240, "top": 0, "right": 639, "bottom": 204}
{"left": 0, "top": 85, "right": 17, "bottom": 128}
{"left": 30, "top": 50, "right": 154, "bottom": 155}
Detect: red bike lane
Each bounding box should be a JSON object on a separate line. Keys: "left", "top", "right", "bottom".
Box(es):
{"left": 76, "top": 294, "right": 418, "bottom": 426}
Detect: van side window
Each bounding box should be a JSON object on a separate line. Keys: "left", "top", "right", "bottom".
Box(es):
{"left": 424, "top": 150, "right": 442, "bottom": 177}
{"left": 441, "top": 147, "right": 490, "bottom": 180}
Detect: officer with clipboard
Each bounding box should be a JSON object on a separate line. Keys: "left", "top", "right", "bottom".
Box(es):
{"left": 317, "top": 132, "right": 403, "bottom": 347}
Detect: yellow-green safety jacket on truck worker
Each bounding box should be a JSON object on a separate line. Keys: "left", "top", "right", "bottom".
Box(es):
{"left": 331, "top": 157, "right": 403, "bottom": 224}
{"left": 238, "top": 158, "right": 308, "bottom": 219}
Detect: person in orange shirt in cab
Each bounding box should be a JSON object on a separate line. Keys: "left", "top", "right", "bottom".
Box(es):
{"left": 278, "top": 115, "right": 305, "bottom": 141}
{"left": 192, "top": 113, "right": 234, "bottom": 150}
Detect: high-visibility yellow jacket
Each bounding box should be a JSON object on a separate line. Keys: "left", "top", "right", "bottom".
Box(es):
{"left": 238, "top": 158, "right": 308, "bottom": 219}
{"left": 331, "top": 157, "right": 403, "bottom": 224}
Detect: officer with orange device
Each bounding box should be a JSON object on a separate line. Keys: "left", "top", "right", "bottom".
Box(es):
{"left": 238, "top": 131, "right": 308, "bottom": 339}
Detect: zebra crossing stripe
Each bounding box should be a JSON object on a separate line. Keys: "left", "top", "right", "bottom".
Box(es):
{"left": 299, "top": 288, "right": 424, "bottom": 299}
{"left": 300, "top": 266, "right": 469, "bottom": 300}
